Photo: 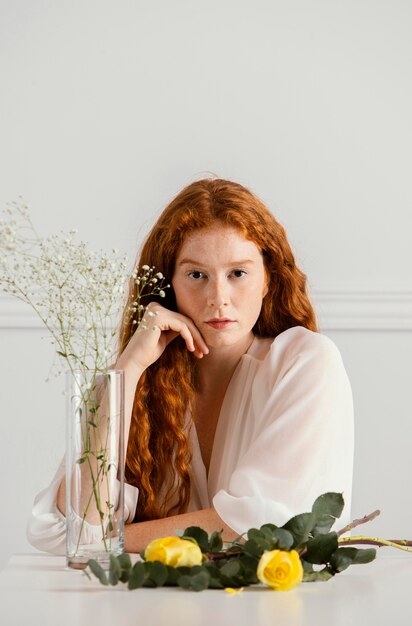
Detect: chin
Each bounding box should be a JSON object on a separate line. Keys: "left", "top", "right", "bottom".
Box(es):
{"left": 204, "top": 332, "right": 245, "bottom": 350}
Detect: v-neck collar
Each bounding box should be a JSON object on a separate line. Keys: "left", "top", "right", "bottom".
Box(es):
{"left": 189, "top": 334, "right": 271, "bottom": 502}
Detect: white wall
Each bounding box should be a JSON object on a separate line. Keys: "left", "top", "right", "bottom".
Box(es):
{"left": 1, "top": 0, "right": 411, "bottom": 568}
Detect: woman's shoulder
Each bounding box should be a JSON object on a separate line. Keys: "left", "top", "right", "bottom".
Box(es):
{"left": 249, "top": 327, "right": 350, "bottom": 407}
{"left": 253, "top": 326, "right": 341, "bottom": 360}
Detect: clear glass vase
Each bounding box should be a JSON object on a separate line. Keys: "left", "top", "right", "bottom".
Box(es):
{"left": 65, "top": 369, "right": 125, "bottom": 569}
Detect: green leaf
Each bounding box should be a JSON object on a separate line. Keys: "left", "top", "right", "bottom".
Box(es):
{"left": 128, "top": 562, "right": 145, "bottom": 589}
{"left": 203, "top": 563, "right": 225, "bottom": 588}
{"left": 243, "top": 538, "right": 265, "bottom": 558}
{"left": 282, "top": 512, "right": 315, "bottom": 547}
{"left": 88, "top": 559, "right": 108, "bottom": 585}
{"left": 351, "top": 548, "right": 376, "bottom": 564}
{"left": 165, "top": 565, "right": 180, "bottom": 585}
{"left": 311, "top": 493, "right": 344, "bottom": 535}
{"left": 260, "top": 526, "right": 275, "bottom": 542}
{"left": 247, "top": 528, "right": 265, "bottom": 542}
{"left": 209, "top": 530, "right": 223, "bottom": 553}
{"left": 301, "top": 559, "right": 314, "bottom": 572}
{"left": 245, "top": 528, "right": 272, "bottom": 553}
{"left": 109, "top": 554, "right": 121, "bottom": 585}
{"left": 177, "top": 575, "right": 192, "bottom": 589}
{"left": 329, "top": 548, "right": 354, "bottom": 572}
{"left": 182, "top": 526, "right": 210, "bottom": 551}
{"left": 303, "top": 567, "right": 335, "bottom": 582}
{"left": 304, "top": 532, "right": 339, "bottom": 564}
{"left": 117, "top": 553, "right": 132, "bottom": 583}
{"left": 220, "top": 559, "right": 242, "bottom": 579}
{"left": 260, "top": 523, "right": 278, "bottom": 533}
{"left": 272, "top": 528, "right": 294, "bottom": 550}
{"left": 177, "top": 570, "right": 210, "bottom": 591}
{"left": 239, "top": 555, "right": 259, "bottom": 584}
{"left": 76, "top": 456, "right": 87, "bottom": 464}
{"left": 145, "top": 561, "right": 169, "bottom": 587}
{"left": 330, "top": 547, "right": 376, "bottom": 572}
{"left": 117, "top": 552, "right": 132, "bottom": 570}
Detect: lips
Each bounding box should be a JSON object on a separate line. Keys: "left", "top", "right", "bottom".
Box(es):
{"left": 205, "top": 318, "right": 235, "bottom": 330}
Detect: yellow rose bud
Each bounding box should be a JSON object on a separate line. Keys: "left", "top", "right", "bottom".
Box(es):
{"left": 144, "top": 536, "right": 203, "bottom": 567}
{"left": 257, "top": 549, "right": 303, "bottom": 591}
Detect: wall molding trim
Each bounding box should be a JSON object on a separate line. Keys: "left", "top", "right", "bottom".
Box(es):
{"left": 1, "top": 291, "right": 412, "bottom": 331}
{"left": 312, "top": 290, "right": 412, "bottom": 330}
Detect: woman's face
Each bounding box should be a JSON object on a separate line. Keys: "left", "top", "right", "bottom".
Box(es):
{"left": 172, "top": 225, "right": 268, "bottom": 351}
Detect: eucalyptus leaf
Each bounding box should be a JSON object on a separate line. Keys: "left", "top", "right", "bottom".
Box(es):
{"left": 303, "top": 567, "right": 335, "bottom": 582}
{"left": 239, "top": 555, "right": 259, "bottom": 584}
{"left": 331, "top": 546, "right": 376, "bottom": 572}
{"left": 204, "top": 563, "right": 224, "bottom": 588}
{"left": 109, "top": 554, "right": 121, "bottom": 585}
{"left": 243, "top": 538, "right": 265, "bottom": 558}
{"left": 220, "top": 559, "right": 242, "bottom": 579}
{"left": 282, "top": 512, "right": 315, "bottom": 547}
{"left": 165, "top": 565, "right": 180, "bottom": 585}
{"left": 189, "top": 571, "right": 210, "bottom": 591}
{"left": 128, "top": 562, "right": 145, "bottom": 589}
{"left": 260, "top": 523, "right": 278, "bottom": 533}
{"left": 304, "top": 532, "right": 339, "bottom": 564}
{"left": 247, "top": 528, "right": 265, "bottom": 542}
{"left": 117, "top": 553, "right": 132, "bottom": 583}
{"left": 351, "top": 548, "right": 376, "bottom": 564}
{"left": 88, "top": 559, "right": 108, "bottom": 585}
{"left": 209, "top": 530, "right": 223, "bottom": 553}
{"left": 177, "top": 570, "right": 210, "bottom": 591}
{"left": 245, "top": 530, "right": 272, "bottom": 552}
{"left": 182, "top": 526, "right": 210, "bottom": 551}
{"left": 272, "top": 528, "right": 294, "bottom": 550}
{"left": 311, "top": 493, "right": 344, "bottom": 535}
{"left": 145, "top": 561, "right": 168, "bottom": 587}
{"left": 329, "top": 549, "right": 354, "bottom": 572}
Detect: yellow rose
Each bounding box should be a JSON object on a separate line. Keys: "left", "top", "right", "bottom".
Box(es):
{"left": 257, "top": 549, "right": 303, "bottom": 591}
{"left": 144, "top": 536, "right": 203, "bottom": 567}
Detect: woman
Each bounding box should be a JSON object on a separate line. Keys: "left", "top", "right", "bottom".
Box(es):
{"left": 27, "top": 178, "right": 354, "bottom": 554}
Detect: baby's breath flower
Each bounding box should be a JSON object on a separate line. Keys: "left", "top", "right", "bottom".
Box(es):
{"left": 0, "top": 200, "right": 169, "bottom": 376}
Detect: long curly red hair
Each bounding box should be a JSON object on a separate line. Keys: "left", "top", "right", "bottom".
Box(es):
{"left": 118, "top": 178, "right": 318, "bottom": 521}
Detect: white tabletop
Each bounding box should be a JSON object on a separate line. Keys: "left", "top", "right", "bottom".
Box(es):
{"left": 1, "top": 551, "right": 412, "bottom": 626}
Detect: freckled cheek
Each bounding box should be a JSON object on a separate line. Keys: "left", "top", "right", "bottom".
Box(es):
{"left": 172, "top": 284, "right": 198, "bottom": 315}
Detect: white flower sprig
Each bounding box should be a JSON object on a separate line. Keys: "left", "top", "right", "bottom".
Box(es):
{"left": 0, "top": 199, "right": 168, "bottom": 377}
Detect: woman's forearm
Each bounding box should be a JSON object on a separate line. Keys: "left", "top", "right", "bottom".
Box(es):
{"left": 124, "top": 507, "right": 239, "bottom": 553}
{"left": 56, "top": 356, "right": 143, "bottom": 521}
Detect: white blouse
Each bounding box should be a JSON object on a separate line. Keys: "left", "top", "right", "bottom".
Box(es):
{"left": 27, "top": 326, "right": 354, "bottom": 554}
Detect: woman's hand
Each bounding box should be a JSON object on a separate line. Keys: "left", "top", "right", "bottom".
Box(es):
{"left": 117, "top": 302, "right": 209, "bottom": 372}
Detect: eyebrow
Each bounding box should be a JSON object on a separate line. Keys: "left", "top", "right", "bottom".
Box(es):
{"left": 177, "top": 258, "right": 256, "bottom": 267}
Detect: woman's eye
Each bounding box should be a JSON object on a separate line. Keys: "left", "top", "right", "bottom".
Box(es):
{"left": 231, "top": 269, "right": 247, "bottom": 278}
{"left": 188, "top": 271, "right": 205, "bottom": 280}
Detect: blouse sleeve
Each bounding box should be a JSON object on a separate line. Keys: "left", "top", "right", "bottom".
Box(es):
{"left": 212, "top": 328, "right": 354, "bottom": 534}
{"left": 26, "top": 455, "right": 139, "bottom": 555}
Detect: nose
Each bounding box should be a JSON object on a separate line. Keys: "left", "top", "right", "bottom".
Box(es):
{"left": 206, "top": 278, "right": 229, "bottom": 308}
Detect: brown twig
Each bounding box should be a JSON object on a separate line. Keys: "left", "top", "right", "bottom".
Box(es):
{"left": 205, "top": 549, "right": 243, "bottom": 562}
{"left": 337, "top": 509, "right": 381, "bottom": 536}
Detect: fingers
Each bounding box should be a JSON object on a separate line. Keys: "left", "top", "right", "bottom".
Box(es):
{"left": 140, "top": 303, "right": 209, "bottom": 358}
